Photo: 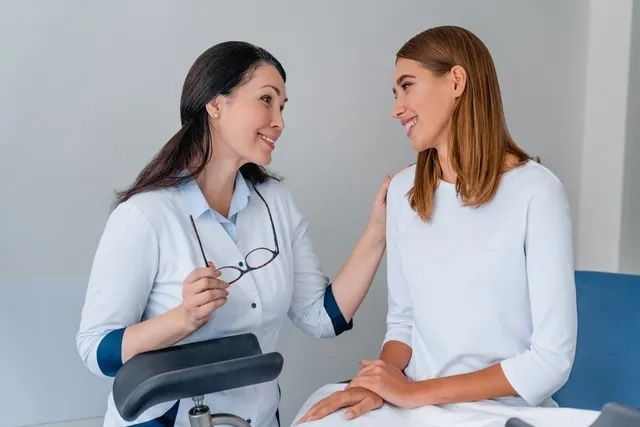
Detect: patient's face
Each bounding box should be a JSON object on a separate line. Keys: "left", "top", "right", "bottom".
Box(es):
{"left": 391, "top": 58, "right": 457, "bottom": 152}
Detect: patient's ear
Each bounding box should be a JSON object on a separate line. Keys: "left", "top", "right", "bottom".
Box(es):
{"left": 450, "top": 65, "right": 467, "bottom": 98}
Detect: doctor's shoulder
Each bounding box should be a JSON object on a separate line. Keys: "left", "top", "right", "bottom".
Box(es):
{"left": 252, "top": 176, "right": 294, "bottom": 207}
{"left": 106, "top": 187, "right": 175, "bottom": 235}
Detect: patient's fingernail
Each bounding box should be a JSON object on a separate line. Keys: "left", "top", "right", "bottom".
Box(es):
{"left": 344, "top": 411, "right": 354, "bottom": 419}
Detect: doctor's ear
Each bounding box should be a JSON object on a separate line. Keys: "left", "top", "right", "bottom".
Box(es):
{"left": 205, "top": 100, "right": 222, "bottom": 120}
{"left": 206, "top": 94, "right": 232, "bottom": 120}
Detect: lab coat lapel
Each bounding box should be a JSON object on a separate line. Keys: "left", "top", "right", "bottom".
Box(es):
{"left": 197, "top": 214, "right": 259, "bottom": 293}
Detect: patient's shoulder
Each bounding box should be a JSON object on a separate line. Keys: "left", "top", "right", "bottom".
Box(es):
{"left": 388, "top": 164, "right": 415, "bottom": 200}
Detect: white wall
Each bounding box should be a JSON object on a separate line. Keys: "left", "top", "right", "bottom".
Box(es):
{"left": 620, "top": 0, "right": 640, "bottom": 274}
{"left": 3, "top": 0, "right": 628, "bottom": 426}
{"left": 576, "top": 0, "right": 634, "bottom": 272}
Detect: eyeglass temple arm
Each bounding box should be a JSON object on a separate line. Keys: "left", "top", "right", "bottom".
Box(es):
{"left": 190, "top": 215, "right": 210, "bottom": 267}
{"left": 252, "top": 186, "right": 279, "bottom": 252}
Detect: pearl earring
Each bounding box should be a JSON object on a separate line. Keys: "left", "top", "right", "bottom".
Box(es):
{"left": 213, "top": 113, "right": 219, "bottom": 119}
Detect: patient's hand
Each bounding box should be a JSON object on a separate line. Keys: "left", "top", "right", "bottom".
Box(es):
{"left": 349, "top": 359, "right": 421, "bottom": 408}
{"left": 296, "top": 386, "right": 383, "bottom": 424}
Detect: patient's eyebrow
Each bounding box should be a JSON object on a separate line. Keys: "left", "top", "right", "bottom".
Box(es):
{"left": 393, "top": 74, "right": 416, "bottom": 96}
{"left": 396, "top": 74, "right": 415, "bottom": 85}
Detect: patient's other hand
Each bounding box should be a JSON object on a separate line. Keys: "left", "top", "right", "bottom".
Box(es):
{"left": 349, "top": 359, "right": 421, "bottom": 408}
{"left": 296, "top": 386, "right": 383, "bottom": 424}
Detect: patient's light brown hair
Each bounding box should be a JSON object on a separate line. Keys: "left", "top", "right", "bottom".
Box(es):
{"left": 398, "top": 26, "right": 533, "bottom": 221}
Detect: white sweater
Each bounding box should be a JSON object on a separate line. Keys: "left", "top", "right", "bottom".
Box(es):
{"left": 384, "top": 161, "right": 577, "bottom": 407}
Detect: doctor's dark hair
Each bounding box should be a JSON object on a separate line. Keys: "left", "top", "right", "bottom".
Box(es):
{"left": 115, "top": 41, "right": 286, "bottom": 206}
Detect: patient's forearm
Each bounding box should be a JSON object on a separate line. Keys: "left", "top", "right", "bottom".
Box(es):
{"left": 380, "top": 340, "right": 412, "bottom": 371}
{"left": 414, "top": 363, "right": 517, "bottom": 405}
{"left": 331, "top": 223, "right": 386, "bottom": 322}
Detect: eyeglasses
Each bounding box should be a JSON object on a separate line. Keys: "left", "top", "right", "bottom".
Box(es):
{"left": 189, "top": 186, "right": 279, "bottom": 284}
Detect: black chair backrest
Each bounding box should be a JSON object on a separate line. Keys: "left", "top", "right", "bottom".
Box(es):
{"left": 113, "top": 333, "right": 283, "bottom": 421}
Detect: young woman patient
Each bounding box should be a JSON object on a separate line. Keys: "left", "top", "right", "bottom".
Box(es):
{"left": 299, "top": 25, "right": 576, "bottom": 423}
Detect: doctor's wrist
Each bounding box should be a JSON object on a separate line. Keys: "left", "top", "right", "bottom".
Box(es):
{"left": 364, "top": 222, "right": 386, "bottom": 248}
{"left": 175, "top": 304, "right": 202, "bottom": 335}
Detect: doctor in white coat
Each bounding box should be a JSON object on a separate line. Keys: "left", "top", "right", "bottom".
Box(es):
{"left": 76, "top": 41, "right": 390, "bottom": 427}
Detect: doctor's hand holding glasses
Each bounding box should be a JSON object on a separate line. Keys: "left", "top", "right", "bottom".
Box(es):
{"left": 180, "top": 186, "right": 278, "bottom": 330}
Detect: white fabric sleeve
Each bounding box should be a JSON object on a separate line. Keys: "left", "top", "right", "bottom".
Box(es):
{"left": 383, "top": 178, "right": 413, "bottom": 348}
{"left": 285, "top": 191, "right": 349, "bottom": 338}
{"left": 76, "top": 201, "right": 158, "bottom": 377}
{"left": 500, "top": 177, "right": 577, "bottom": 405}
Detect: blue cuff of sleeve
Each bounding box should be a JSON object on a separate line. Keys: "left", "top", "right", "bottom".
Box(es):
{"left": 97, "top": 327, "right": 125, "bottom": 377}
{"left": 324, "top": 284, "right": 353, "bottom": 336}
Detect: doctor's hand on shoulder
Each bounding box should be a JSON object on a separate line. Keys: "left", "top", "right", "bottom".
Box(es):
{"left": 367, "top": 175, "right": 393, "bottom": 234}
{"left": 179, "top": 262, "right": 229, "bottom": 332}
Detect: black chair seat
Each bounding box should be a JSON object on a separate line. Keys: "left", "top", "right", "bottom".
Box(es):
{"left": 113, "top": 333, "right": 283, "bottom": 421}
{"left": 590, "top": 402, "right": 640, "bottom": 427}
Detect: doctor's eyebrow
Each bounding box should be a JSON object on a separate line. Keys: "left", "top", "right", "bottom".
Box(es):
{"left": 261, "top": 85, "right": 288, "bottom": 103}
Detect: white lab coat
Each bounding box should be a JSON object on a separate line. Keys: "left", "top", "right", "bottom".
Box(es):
{"left": 77, "top": 175, "right": 349, "bottom": 427}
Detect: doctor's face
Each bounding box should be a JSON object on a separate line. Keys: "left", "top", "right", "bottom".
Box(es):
{"left": 208, "top": 64, "right": 288, "bottom": 166}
